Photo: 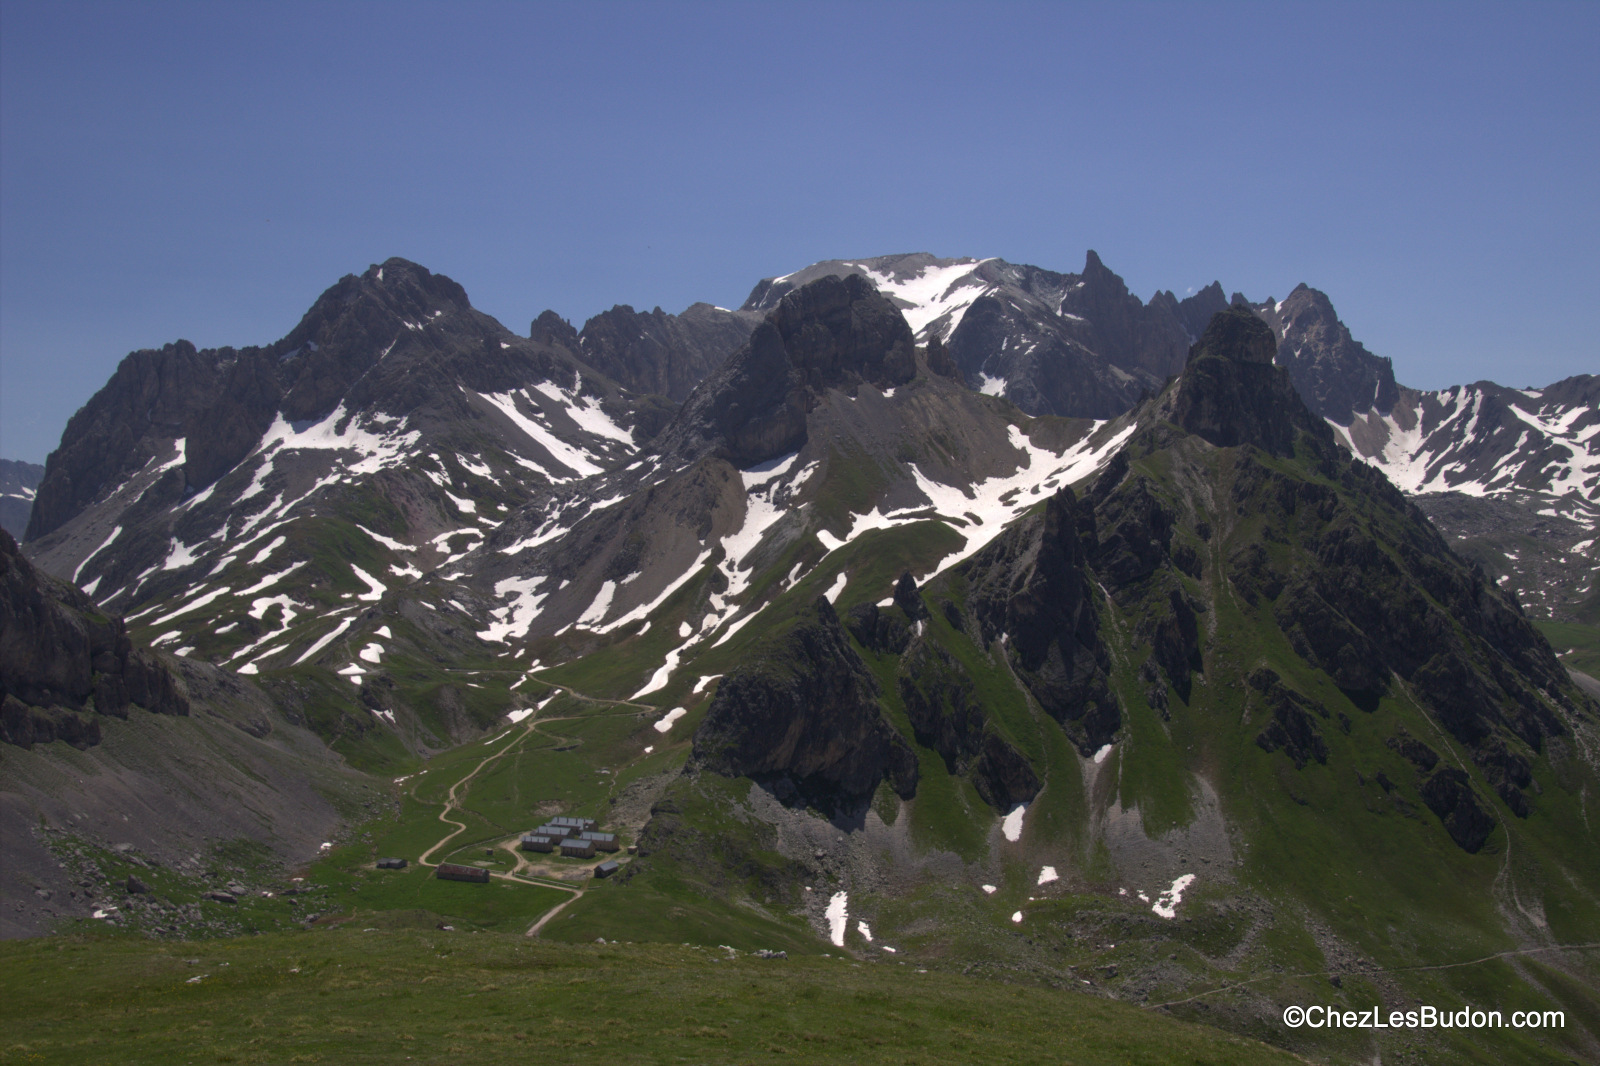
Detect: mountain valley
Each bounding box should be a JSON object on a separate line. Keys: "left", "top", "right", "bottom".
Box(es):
{"left": 3, "top": 249, "right": 1597, "bottom": 1065}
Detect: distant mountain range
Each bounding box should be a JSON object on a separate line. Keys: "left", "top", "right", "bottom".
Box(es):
{"left": 5, "top": 253, "right": 1597, "bottom": 1058}
{"left": 13, "top": 251, "right": 1591, "bottom": 650}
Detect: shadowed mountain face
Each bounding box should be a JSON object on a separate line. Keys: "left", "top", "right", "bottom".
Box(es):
{"left": 559, "top": 302, "right": 761, "bottom": 403}
{"left": 0, "top": 460, "right": 43, "bottom": 539}
{"left": 1, "top": 529, "right": 188, "bottom": 749}
{"left": 661, "top": 272, "right": 930, "bottom": 468}
{"left": 691, "top": 596, "right": 918, "bottom": 811}
{"left": 1163, "top": 305, "right": 1333, "bottom": 457}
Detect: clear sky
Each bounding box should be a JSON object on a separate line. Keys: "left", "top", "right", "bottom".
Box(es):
{"left": 2, "top": 0, "right": 1595, "bottom": 463}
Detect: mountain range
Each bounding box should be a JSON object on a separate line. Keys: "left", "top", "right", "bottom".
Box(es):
{"left": 4, "top": 249, "right": 1597, "bottom": 1062}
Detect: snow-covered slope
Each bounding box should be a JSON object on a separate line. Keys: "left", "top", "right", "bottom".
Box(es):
{"left": 22, "top": 250, "right": 1591, "bottom": 756}
{"left": 1328, "top": 378, "right": 1598, "bottom": 525}
{"left": 465, "top": 272, "right": 1138, "bottom": 685}
{"left": 743, "top": 251, "right": 1226, "bottom": 420}
{"left": 21, "top": 259, "right": 655, "bottom": 712}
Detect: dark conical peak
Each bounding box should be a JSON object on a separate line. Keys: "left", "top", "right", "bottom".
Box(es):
{"left": 1163, "top": 307, "right": 1337, "bottom": 458}
{"left": 765, "top": 273, "right": 916, "bottom": 392}
{"left": 356, "top": 257, "right": 472, "bottom": 311}
{"left": 660, "top": 273, "right": 916, "bottom": 468}
{"left": 529, "top": 309, "right": 578, "bottom": 351}
{"left": 1188, "top": 304, "right": 1278, "bottom": 366}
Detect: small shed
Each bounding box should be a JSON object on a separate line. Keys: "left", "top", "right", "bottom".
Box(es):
{"left": 594, "top": 860, "right": 620, "bottom": 879}
{"left": 579, "top": 831, "right": 619, "bottom": 853}
{"left": 436, "top": 863, "right": 490, "bottom": 883}
{"left": 376, "top": 857, "right": 408, "bottom": 869}
{"left": 520, "top": 834, "right": 554, "bottom": 853}
{"left": 559, "top": 838, "right": 596, "bottom": 859}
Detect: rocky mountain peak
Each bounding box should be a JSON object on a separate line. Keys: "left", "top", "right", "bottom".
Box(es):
{"left": 529, "top": 309, "right": 580, "bottom": 351}
{"left": 661, "top": 273, "right": 917, "bottom": 467}
{"left": 1165, "top": 307, "right": 1335, "bottom": 457}
{"left": 573, "top": 301, "right": 758, "bottom": 402}
{"left": 1249, "top": 284, "right": 1399, "bottom": 424}
{"left": 766, "top": 273, "right": 917, "bottom": 393}
{"left": 1190, "top": 304, "right": 1278, "bottom": 365}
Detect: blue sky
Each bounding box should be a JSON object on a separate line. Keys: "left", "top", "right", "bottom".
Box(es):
{"left": 2, "top": 0, "right": 1595, "bottom": 463}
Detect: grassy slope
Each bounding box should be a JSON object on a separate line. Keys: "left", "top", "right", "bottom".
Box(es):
{"left": 0, "top": 928, "right": 1305, "bottom": 1066}
{"left": 1536, "top": 619, "right": 1600, "bottom": 679}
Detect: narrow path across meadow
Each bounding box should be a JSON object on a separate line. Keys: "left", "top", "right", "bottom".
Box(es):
{"left": 407, "top": 684, "right": 653, "bottom": 937}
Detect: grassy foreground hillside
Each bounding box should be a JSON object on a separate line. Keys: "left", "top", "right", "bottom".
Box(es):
{"left": 0, "top": 927, "right": 1300, "bottom": 1066}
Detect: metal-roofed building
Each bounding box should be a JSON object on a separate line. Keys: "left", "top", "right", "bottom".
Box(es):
{"left": 559, "top": 838, "right": 597, "bottom": 859}
{"left": 521, "top": 834, "right": 555, "bottom": 853}
{"left": 594, "top": 860, "right": 620, "bottom": 879}
{"left": 376, "top": 857, "right": 408, "bottom": 869}
{"left": 436, "top": 863, "right": 490, "bottom": 883}
{"left": 579, "top": 831, "right": 619, "bottom": 853}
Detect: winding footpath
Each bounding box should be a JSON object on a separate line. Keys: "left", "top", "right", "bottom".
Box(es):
{"left": 407, "top": 684, "right": 652, "bottom": 937}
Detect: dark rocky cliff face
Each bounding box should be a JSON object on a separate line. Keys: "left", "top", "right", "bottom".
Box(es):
{"left": 0, "top": 460, "right": 43, "bottom": 540}
{"left": 569, "top": 302, "right": 759, "bottom": 402}
{"left": 1250, "top": 284, "right": 1400, "bottom": 425}
{"left": 956, "top": 487, "right": 1120, "bottom": 756}
{"left": 0, "top": 530, "right": 188, "bottom": 749}
{"left": 661, "top": 273, "right": 920, "bottom": 468}
{"left": 897, "top": 637, "right": 1041, "bottom": 811}
{"left": 690, "top": 597, "right": 918, "bottom": 811}
{"left": 24, "top": 341, "right": 224, "bottom": 541}
{"left": 1164, "top": 305, "right": 1338, "bottom": 458}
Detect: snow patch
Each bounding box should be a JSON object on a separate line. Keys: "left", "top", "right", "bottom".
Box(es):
{"left": 351, "top": 565, "right": 387, "bottom": 602}
{"left": 652, "top": 707, "right": 687, "bottom": 733}
{"left": 292, "top": 615, "right": 357, "bottom": 666}
{"left": 825, "top": 891, "right": 849, "bottom": 947}
{"left": 1152, "top": 874, "right": 1196, "bottom": 919}
{"left": 1001, "top": 803, "right": 1027, "bottom": 842}
{"left": 631, "top": 648, "right": 681, "bottom": 698}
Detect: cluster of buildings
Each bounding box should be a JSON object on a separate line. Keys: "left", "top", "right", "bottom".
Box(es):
{"left": 521, "top": 815, "right": 619, "bottom": 859}
{"left": 403, "top": 814, "right": 625, "bottom": 885}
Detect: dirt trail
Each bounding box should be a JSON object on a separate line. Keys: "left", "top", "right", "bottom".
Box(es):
{"left": 407, "top": 693, "right": 647, "bottom": 937}
{"left": 416, "top": 720, "right": 534, "bottom": 868}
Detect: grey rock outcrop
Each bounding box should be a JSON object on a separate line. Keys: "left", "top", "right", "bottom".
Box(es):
{"left": 662, "top": 273, "right": 919, "bottom": 468}
{"left": 691, "top": 597, "right": 918, "bottom": 810}
{"left": 0, "top": 529, "right": 188, "bottom": 749}
{"left": 569, "top": 302, "right": 759, "bottom": 402}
